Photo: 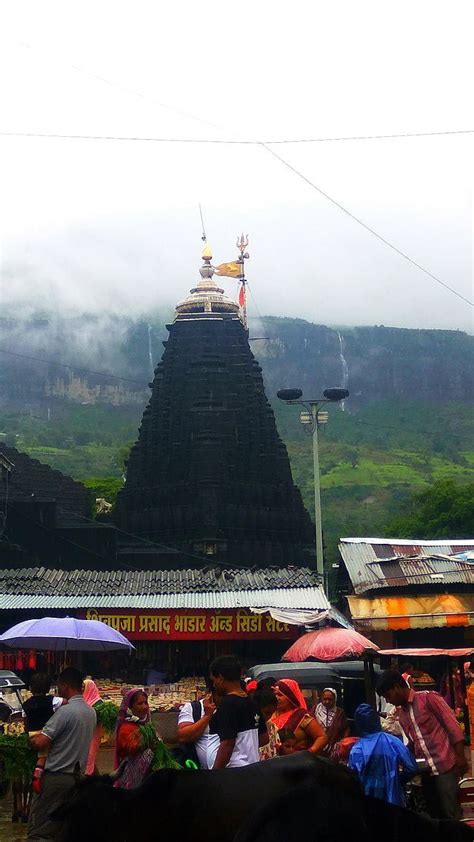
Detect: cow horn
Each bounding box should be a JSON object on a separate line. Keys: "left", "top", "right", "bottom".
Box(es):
{"left": 109, "top": 760, "right": 128, "bottom": 782}
{"left": 73, "top": 762, "right": 82, "bottom": 784}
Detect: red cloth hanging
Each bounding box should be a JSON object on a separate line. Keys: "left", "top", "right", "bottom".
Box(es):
{"left": 28, "top": 650, "right": 37, "bottom": 670}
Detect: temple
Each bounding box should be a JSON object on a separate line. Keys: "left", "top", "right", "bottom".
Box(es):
{"left": 115, "top": 242, "right": 314, "bottom": 569}
{"left": 0, "top": 242, "right": 328, "bottom": 676}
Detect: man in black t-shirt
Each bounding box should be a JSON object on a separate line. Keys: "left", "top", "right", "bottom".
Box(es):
{"left": 208, "top": 656, "right": 268, "bottom": 769}
{"left": 22, "top": 674, "right": 62, "bottom": 734}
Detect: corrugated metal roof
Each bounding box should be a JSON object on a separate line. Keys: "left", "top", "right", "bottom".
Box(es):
{"left": 0, "top": 567, "right": 329, "bottom": 611}
{"left": 0, "top": 587, "right": 328, "bottom": 611}
{"left": 0, "top": 566, "right": 319, "bottom": 595}
{"left": 340, "top": 538, "right": 474, "bottom": 547}
{"left": 339, "top": 539, "right": 474, "bottom": 594}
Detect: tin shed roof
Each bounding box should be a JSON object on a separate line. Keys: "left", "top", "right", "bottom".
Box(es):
{"left": 339, "top": 538, "right": 474, "bottom": 594}
{"left": 0, "top": 566, "right": 330, "bottom": 611}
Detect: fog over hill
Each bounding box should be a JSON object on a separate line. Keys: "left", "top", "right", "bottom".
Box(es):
{"left": 0, "top": 310, "right": 472, "bottom": 409}
{"left": 1, "top": 308, "right": 472, "bottom": 576}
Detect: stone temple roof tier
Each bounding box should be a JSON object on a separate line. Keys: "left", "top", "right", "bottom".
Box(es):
{"left": 115, "top": 250, "right": 314, "bottom": 569}
{"left": 174, "top": 245, "right": 242, "bottom": 322}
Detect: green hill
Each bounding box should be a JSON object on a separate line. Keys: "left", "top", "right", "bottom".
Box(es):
{"left": 1, "top": 313, "right": 473, "bottom": 573}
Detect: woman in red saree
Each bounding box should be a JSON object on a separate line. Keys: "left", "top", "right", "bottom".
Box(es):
{"left": 271, "top": 679, "right": 327, "bottom": 755}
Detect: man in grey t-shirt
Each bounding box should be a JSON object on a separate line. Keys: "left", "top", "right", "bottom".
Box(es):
{"left": 28, "top": 667, "right": 96, "bottom": 841}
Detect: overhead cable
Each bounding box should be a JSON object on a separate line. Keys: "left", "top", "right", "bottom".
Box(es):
{"left": 0, "top": 347, "right": 149, "bottom": 387}
{"left": 1, "top": 129, "right": 473, "bottom": 144}
{"left": 6, "top": 45, "right": 472, "bottom": 307}
{"left": 258, "top": 142, "right": 473, "bottom": 308}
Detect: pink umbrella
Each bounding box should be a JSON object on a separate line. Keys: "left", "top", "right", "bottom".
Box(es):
{"left": 282, "top": 627, "right": 379, "bottom": 662}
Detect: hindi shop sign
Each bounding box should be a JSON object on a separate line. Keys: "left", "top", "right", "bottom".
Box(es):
{"left": 81, "top": 609, "right": 298, "bottom": 641}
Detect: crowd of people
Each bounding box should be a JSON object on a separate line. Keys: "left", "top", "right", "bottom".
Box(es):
{"left": 180, "top": 657, "right": 470, "bottom": 821}
{"left": 14, "top": 655, "right": 472, "bottom": 840}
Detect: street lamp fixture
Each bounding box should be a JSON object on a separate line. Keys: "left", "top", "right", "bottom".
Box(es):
{"left": 277, "top": 386, "right": 349, "bottom": 588}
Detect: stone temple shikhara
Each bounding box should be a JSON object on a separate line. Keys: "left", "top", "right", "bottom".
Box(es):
{"left": 0, "top": 241, "right": 330, "bottom": 674}
{"left": 115, "top": 242, "right": 314, "bottom": 569}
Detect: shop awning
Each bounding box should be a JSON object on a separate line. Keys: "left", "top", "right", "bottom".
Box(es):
{"left": 377, "top": 647, "right": 474, "bottom": 657}
{"left": 347, "top": 593, "right": 474, "bottom": 631}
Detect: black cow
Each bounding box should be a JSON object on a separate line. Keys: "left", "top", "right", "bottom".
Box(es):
{"left": 52, "top": 753, "right": 359, "bottom": 842}
{"left": 234, "top": 781, "right": 474, "bottom": 842}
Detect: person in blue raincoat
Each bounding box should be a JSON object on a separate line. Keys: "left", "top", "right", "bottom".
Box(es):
{"left": 348, "top": 703, "right": 418, "bottom": 807}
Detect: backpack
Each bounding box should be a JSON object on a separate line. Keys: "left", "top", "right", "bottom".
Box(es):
{"left": 172, "top": 700, "right": 203, "bottom": 768}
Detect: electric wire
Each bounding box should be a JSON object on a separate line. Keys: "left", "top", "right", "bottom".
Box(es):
{"left": 5, "top": 499, "right": 133, "bottom": 569}
{"left": 246, "top": 283, "right": 266, "bottom": 327}
{"left": 2, "top": 128, "right": 470, "bottom": 306}
{"left": 258, "top": 142, "right": 473, "bottom": 308}
{"left": 4, "top": 476, "right": 229, "bottom": 573}
{"left": 266, "top": 129, "right": 474, "bottom": 143}
{"left": 4, "top": 47, "right": 471, "bottom": 320}
{"left": 58, "top": 507, "right": 258, "bottom": 570}
{"left": 0, "top": 131, "right": 256, "bottom": 144}
{"left": 2, "top": 129, "right": 473, "bottom": 144}
{"left": 0, "top": 347, "right": 149, "bottom": 387}
{"left": 18, "top": 41, "right": 224, "bottom": 134}
{"left": 19, "top": 41, "right": 473, "bottom": 145}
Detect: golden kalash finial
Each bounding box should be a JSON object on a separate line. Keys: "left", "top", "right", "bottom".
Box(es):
{"left": 199, "top": 242, "right": 215, "bottom": 281}
{"left": 202, "top": 243, "right": 213, "bottom": 261}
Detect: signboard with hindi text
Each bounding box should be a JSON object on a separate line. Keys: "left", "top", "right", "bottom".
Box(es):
{"left": 80, "top": 609, "right": 298, "bottom": 640}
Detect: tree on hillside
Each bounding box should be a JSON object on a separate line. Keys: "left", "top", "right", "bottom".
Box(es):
{"left": 385, "top": 479, "right": 474, "bottom": 539}
{"left": 83, "top": 477, "right": 124, "bottom": 509}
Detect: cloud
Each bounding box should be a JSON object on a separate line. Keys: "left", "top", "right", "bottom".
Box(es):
{"left": 0, "top": 0, "right": 472, "bottom": 332}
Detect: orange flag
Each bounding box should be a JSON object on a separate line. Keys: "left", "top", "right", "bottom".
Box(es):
{"left": 215, "top": 261, "right": 242, "bottom": 278}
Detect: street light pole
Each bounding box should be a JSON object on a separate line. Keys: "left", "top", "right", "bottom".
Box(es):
{"left": 277, "top": 387, "right": 349, "bottom": 590}
{"left": 311, "top": 403, "right": 324, "bottom": 582}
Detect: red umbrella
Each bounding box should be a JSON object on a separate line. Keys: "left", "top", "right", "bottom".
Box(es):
{"left": 282, "top": 627, "right": 379, "bottom": 662}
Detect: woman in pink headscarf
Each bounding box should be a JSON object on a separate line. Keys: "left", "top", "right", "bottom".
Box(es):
{"left": 271, "top": 679, "right": 327, "bottom": 755}
{"left": 83, "top": 679, "right": 103, "bottom": 775}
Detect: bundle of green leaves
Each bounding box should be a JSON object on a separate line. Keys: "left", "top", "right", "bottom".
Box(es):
{"left": 93, "top": 700, "right": 119, "bottom": 736}
{"left": 0, "top": 733, "right": 36, "bottom": 782}
{"left": 139, "top": 723, "right": 182, "bottom": 770}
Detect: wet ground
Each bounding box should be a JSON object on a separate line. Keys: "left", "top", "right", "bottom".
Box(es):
{"left": 0, "top": 801, "right": 27, "bottom": 842}
{"left": 0, "top": 747, "right": 114, "bottom": 842}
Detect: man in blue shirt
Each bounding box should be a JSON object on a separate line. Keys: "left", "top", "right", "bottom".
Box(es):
{"left": 348, "top": 703, "right": 417, "bottom": 807}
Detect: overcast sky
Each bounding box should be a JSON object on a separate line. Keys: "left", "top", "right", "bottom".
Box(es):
{"left": 0, "top": 0, "right": 472, "bottom": 331}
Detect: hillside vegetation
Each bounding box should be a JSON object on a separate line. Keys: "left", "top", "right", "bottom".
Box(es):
{"left": 1, "top": 399, "right": 472, "bottom": 566}
{"left": 0, "top": 314, "right": 473, "bottom": 566}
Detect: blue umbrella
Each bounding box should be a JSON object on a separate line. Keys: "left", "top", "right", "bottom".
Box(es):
{"left": 0, "top": 616, "right": 134, "bottom": 652}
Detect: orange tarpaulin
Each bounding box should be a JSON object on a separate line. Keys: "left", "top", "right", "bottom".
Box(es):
{"left": 347, "top": 593, "right": 474, "bottom": 631}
